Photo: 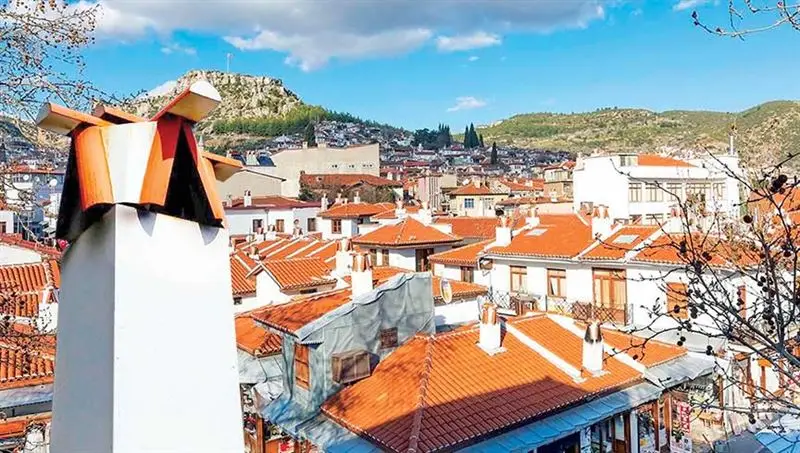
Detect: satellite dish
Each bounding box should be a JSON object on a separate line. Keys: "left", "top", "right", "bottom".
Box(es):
{"left": 22, "top": 174, "right": 30, "bottom": 181}
{"left": 48, "top": 178, "right": 58, "bottom": 187}
{"left": 440, "top": 278, "right": 453, "bottom": 304}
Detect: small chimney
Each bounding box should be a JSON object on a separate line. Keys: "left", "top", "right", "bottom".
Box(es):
{"left": 478, "top": 301, "right": 502, "bottom": 353}
{"left": 582, "top": 322, "right": 604, "bottom": 375}
{"left": 418, "top": 200, "right": 432, "bottom": 225}
{"left": 320, "top": 193, "right": 329, "bottom": 212}
{"left": 353, "top": 190, "right": 361, "bottom": 204}
{"left": 292, "top": 219, "right": 302, "bottom": 238}
{"left": 395, "top": 199, "right": 407, "bottom": 219}
{"left": 350, "top": 252, "right": 373, "bottom": 297}
{"left": 254, "top": 226, "right": 265, "bottom": 242}
{"left": 243, "top": 190, "right": 252, "bottom": 208}
{"left": 265, "top": 225, "right": 277, "bottom": 241}
{"left": 495, "top": 215, "right": 512, "bottom": 246}
{"left": 335, "top": 192, "right": 343, "bottom": 205}
{"left": 591, "top": 205, "right": 612, "bottom": 239}
{"left": 335, "top": 238, "right": 352, "bottom": 276}
{"left": 248, "top": 245, "right": 259, "bottom": 260}
{"left": 226, "top": 194, "right": 233, "bottom": 208}
{"left": 473, "top": 179, "right": 481, "bottom": 188}
{"left": 526, "top": 207, "right": 539, "bottom": 228}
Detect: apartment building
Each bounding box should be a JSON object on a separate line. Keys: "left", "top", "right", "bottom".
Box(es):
{"left": 224, "top": 194, "right": 320, "bottom": 237}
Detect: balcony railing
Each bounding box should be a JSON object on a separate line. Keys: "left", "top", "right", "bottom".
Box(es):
{"left": 487, "top": 291, "right": 633, "bottom": 326}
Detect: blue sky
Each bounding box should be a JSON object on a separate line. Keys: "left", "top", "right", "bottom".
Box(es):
{"left": 76, "top": 0, "right": 800, "bottom": 130}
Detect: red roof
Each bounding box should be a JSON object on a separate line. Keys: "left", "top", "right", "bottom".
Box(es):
{"left": 433, "top": 216, "right": 526, "bottom": 240}
{"left": 261, "top": 257, "right": 337, "bottom": 291}
{"left": 0, "top": 260, "right": 60, "bottom": 317}
{"left": 352, "top": 218, "right": 461, "bottom": 248}
{"left": 0, "top": 234, "right": 61, "bottom": 259}
{"left": 488, "top": 214, "right": 594, "bottom": 259}
{"left": 449, "top": 184, "right": 506, "bottom": 196}
{"left": 498, "top": 179, "right": 543, "bottom": 192}
{"left": 0, "top": 341, "right": 55, "bottom": 390}
{"left": 251, "top": 289, "right": 352, "bottom": 334}
{"left": 428, "top": 240, "right": 492, "bottom": 267}
{"left": 235, "top": 315, "right": 282, "bottom": 357}
{"left": 300, "top": 173, "right": 401, "bottom": 189}
{"left": 322, "top": 315, "right": 683, "bottom": 452}
{"left": 227, "top": 196, "right": 319, "bottom": 210}
{"left": 637, "top": 155, "right": 694, "bottom": 168}
{"left": 371, "top": 205, "right": 420, "bottom": 220}
{"left": 344, "top": 267, "right": 488, "bottom": 302}
{"left": 582, "top": 226, "right": 660, "bottom": 260}
{"left": 230, "top": 251, "right": 258, "bottom": 296}
{"left": 629, "top": 233, "right": 756, "bottom": 267}
{"left": 319, "top": 202, "right": 395, "bottom": 219}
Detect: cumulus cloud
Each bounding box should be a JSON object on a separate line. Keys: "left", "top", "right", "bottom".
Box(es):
{"left": 447, "top": 96, "right": 487, "bottom": 112}
{"left": 673, "top": 0, "right": 712, "bottom": 11}
{"left": 77, "top": 0, "right": 611, "bottom": 69}
{"left": 161, "top": 43, "right": 197, "bottom": 56}
{"left": 437, "top": 32, "right": 501, "bottom": 52}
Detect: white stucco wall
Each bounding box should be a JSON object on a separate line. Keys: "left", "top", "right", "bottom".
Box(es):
{"left": 0, "top": 210, "right": 14, "bottom": 233}
{"left": 255, "top": 272, "right": 290, "bottom": 306}
{"left": 267, "top": 207, "right": 320, "bottom": 234}
{"left": 52, "top": 205, "right": 243, "bottom": 453}
{"left": 434, "top": 299, "right": 480, "bottom": 326}
{"left": 320, "top": 218, "right": 359, "bottom": 240}
{"left": 226, "top": 209, "right": 268, "bottom": 236}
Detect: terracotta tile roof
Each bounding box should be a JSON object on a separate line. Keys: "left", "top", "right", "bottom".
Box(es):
{"left": 319, "top": 202, "right": 394, "bottom": 219}
{"left": 637, "top": 155, "right": 694, "bottom": 168}
{"left": 433, "top": 216, "right": 526, "bottom": 240}
{"left": 300, "top": 173, "right": 401, "bottom": 188}
{"left": 498, "top": 179, "right": 543, "bottom": 192}
{"left": 449, "top": 184, "right": 507, "bottom": 196}
{"left": 261, "top": 257, "right": 337, "bottom": 291}
{"left": 0, "top": 342, "right": 55, "bottom": 390}
{"left": 371, "top": 205, "right": 420, "bottom": 220}
{"left": 582, "top": 226, "right": 660, "bottom": 261}
{"left": 322, "top": 315, "right": 681, "bottom": 452}
{"left": 0, "top": 234, "right": 61, "bottom": 259}
{"left": 629, "top": 233, "right": 756, "bottom": 267}
{"left": 343, "top": 267, "right": 488, "bottom": 303}
{"left": 429, "top": 240, "right": 492, "bottom": 267}
{"left": 227, "top": 196, "right": 319, "bottom": 210}
{"left": 251, "top": 289, "right": 352, "bottom": 334}
{"left": 488, "top": 214, "right": 594, "bottom": 259}
{"left": 235, "top": 315, "right": 282, "bottom": 357}
{"left": 0, "top": 413, "right": 51, "bottom": 440}
{"left": 230, "top": 252, "right": 258, "bottom": 296}
{"left": 600, "top": 328, "right": 685, "bottom": 367}
{"left": 352, "top": 218, "right": 461, "bottom": 248}
{"left": 0, "top": 261, "right": 60, "bottom": 317}
{"left": 496, "top": 196, "right": 571, "bottom": 206}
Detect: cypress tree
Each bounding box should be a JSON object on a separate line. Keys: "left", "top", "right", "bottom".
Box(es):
{"left": 479, "top": 133, "right": 485, "bottom": 148}
{"left": 304, "top": 122, "right": 317, "bottom": 147}
{"left": 490, "top": 142, "right": 498, "bottom": 165}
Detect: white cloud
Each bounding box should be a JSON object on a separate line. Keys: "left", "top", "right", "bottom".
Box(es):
{"left": 468, "top": 55, "right": 480, "bottom": 62}
{"left": 75, "top": 0, "right": 611, "bottom": 70}
{"left": 143, "top": 80, "right": 177, "bottom": 98}
{"left": 436, "top": 31, "right": 501, "bottom": 52}
{"left": 447, "top": 96, "right": 487, "bottom": 112}
{"left": 673, "top": 0, "right": 712, "bottom": 11}
{"left": 161, "top": 43, "right": 197, "bottom": 56}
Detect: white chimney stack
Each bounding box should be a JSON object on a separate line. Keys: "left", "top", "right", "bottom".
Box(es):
{"left": 526, "top": 206, "right": 539, "bottom": 228}
{"left": 265, "top": 225, "right": 277, "bottom": 240}
{"left": 395, "top": 199, "right": 407, "bottom": 219}
{"left": 473, "top": 179, "right": 481, "bottom": 188}
{"left": 335, "top": 192, "right": 343, "bottom": 205}
{"left": 582, "top": 322, "right": 604, "bottom": 375}
{"left": 292, "top": 219, "right": 302, "bottom": 238}
{"left": 320, "top": 193, "right": 329, "bottom": 212}
{"left": 335, "top": 238, "right": 352, "bottom": 276}
{"left": 478, "top": 300, "right": 502, "bottom": 353}
{"left": 350, "top": 252, "right": 373, "bottom": 297}
{"left": 243, "top": 190, "right": 252, "bottom": 208}
{"left": 495, "top": 215, "right": 512, "bottom": 246}
{"left": 591, "top": 205, "right": 612, "bottom": 239}
{"left": 418, "top": 200, "right": 432, "bottom": 225}
{"left": 353, "top": 190, "right": 361, "bottom": 204}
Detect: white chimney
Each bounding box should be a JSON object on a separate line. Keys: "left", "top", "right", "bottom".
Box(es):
{"left": 495, "top": 215, "right": 512, "bottom": 246}
{"left": 265, "top": 225, "right": 277, "bottom": 240}
{"left": 473, "top": 179, "right": 481, "bottom": 188}
{"left": 478, "top": 300, "right": 502, "bottom": 353}
{"left": 353, "top": 190, "right": 361, "bottom": 204}
{"left": 526, "top": 207, "right": 539, "bottom": 228}
{"left": 243, "top": 190, "right": 252, "bottom": 208}
{"left": 350, "top": 252, "right": 373, "bottom": 297}
{"left": 395, "top": 199, "right": 407, "bottom": 219}
{"left": 248, "top": 244, "right": 259, "bottom": 260}
{"left": 418, "top": 200, "right": 432, "bottom": 225}
{"left": 335, "top": 192, "right": 343, "bottom": 205}
{"left": 335, "top": 238, "right": 352, "bottom": 276}
{"left": 254, "top": 226, "right": 265, "bottom": 242}
{"left": 320, "top": 193, "right": 329, "bottom": 212}
{"left": 582, "top": 322, "right": 604, "bottom": 375}
{"left": 591, "top": 205, "right": 613, "bottom": 239}
{"left": 292, "top": 219, "right": 302, "bottom": 237}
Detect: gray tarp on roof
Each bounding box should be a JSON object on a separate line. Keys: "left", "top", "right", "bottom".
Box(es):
{"left": 644, "top": 353, "right": 716, "bottom": 387}
{"left": 464, "top": 381, "right": 663, "bottom": 452}
{"left": 633, "top": 327, "right": 727, "bottom": 355}
{"left": 0, "top": 384, "right": 52, "bottom": 409}
{"left": 298, "top": 414, "right": 381, "bottom": 453}
{"left": 238, "top": 350, "right": 283, "bottom": 385}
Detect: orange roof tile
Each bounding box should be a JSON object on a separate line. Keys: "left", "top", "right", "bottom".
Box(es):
{"left": 251, "top": 289, "right": 352, "bottom": 334}
{"left": 371, "top": 205, "right": 421, "bottom": 220}
{"left": 498, "top": 179, "right": 543, "bottom": 192}
{"left": 582, "top": 226, "right": 660, "bottom": 261}
{"left": 449, "top": 184, "right": 507, "bottom": 196}
{"left": 637, "top": 155, "right": 694, "bottom": 168}
{"left": 343, "top": 267, "right": 488, "bottom": 303}
{"left": 433, "top": 216, "right": 526, "bottom": 240}
{"left": 319, "top": 202, "right": 393, "bottom": 219}
{"left": 322, "top": 315, "right": 682, "bottom": 452}
{"left": 601, "top": 328, "right": 685, "bottom": 367}
{"left": 300, "top": 173, "right": 401, "bottom": 188}
{"left": 261, "top": 257, "right": 337, "bottom": 291}
{"left": 0, "top": 413, "right": 51, "bottom": 440}
{"left": 488, "top": 214, "right": 594, "bottom": 259}
{"left": 235, "top": 315, "right": 282, "bottom": 357}
{"left": 428, "top": 240, "right": 492, "bottom": 267}
{"left": 227, "top": 196, "right": 319, "bottom": 210}
{"left": 0, "top": 234, "right": 60, "bottom": 259}
{"left": 352, "top": 218, "right": 461, "bottom": 248}
{"left": 230, "top": 252, "right": 258, "bottom": 296}
{"left": 0, "top": 261, "right": 60, "bottom": 317}
{"left": 630, "top": 233, "right": 757, "bottom": 267}
{"left": 0, "top": 342, "right": 55, "bottom": 390}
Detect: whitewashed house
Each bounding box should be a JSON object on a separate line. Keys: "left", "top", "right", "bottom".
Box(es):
{"left": 224, "top": 194, "right": 320, "bottom": 236}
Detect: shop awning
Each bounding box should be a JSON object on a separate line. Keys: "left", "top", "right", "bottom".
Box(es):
{"left": 464, "top": 382, "right": 663, "bottom": 453}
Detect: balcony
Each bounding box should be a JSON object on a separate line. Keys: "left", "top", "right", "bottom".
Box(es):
{"left": 488, "top": 291, "right": 632, "bottom": 326}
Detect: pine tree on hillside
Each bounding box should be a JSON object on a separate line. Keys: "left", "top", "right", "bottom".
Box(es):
{"left": 463, "top": 125, "right": 470, "bottom": 148}
{"left": 304, "top": 122, "right": 317, "bottom": 147}
{"left": 490, "top": 142, "right": 498, "bottom": 165}
{"left": 468, "top": 123, "right": 477, "bottom": 149}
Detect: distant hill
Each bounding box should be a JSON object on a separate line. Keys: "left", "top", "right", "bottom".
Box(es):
{"left": 477, "top": 101, "right": 800, "bottom": 167}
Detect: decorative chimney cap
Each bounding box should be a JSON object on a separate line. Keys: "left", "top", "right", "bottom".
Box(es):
{"left": 338, "top": 237, "right": 352, "bottom": 252}
{"left": 351, "top": 252, "right": 372, "bottom": 273}
{"left": 480, "top": 301, "right": 498, "bottom": 326}
{"left": 584, "top": 322, "right": 603, "bottom": 343}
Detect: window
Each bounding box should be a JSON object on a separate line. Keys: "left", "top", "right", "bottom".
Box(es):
{"left": 379, "top": 328, "right": 398, "bottom": 349}
{"left": 667, "top": 282, "right": 688, "bottom": 319}
{"left": 713, "top": 183, "right": 726, "bottom": 200}
{"left": 415, "top": 248, "right": 434, "bottom": 272}
{"left": 666, "top": 182, "right": 683, "bottom": 200}
{"left": 381, "top": 249, "right": 389, "bottom": 266}
{"left": 307, "top": 218, "right": 317, "bottom": 232}
{"left": 461, "top": 266, "right": 473, "bottom": 283}
{"left": 759, "top": 359, "right": 769, "bottom": 392}
{"left": 294, "top": 344, "right": 310, "bottom": 390}
{"left": 738, "top": 285, "right": 747, "bottom": 319}
{"left": 332, "top": 219, "right": 342, "bottom": 234}
{"left": 464, "top": 198, "right": 475, "bottom": 209}
{"left": 0, "top": 221, "right": 5, "bottom": 233}
{"left": 252, "top": 218, "right": 264, "bottom": 232}
{"left": 547, "top": 269, "right": 566, "bottom": 298}
{"left": 233, "top": 297, "right": 242, "bottom": 306}
{"left": 331, "top": 350, "right": 371, "bottom": 384}
{"left": 275, "top": 219, "right": 285, "bottom": 233}
{"left": 369, "top": 249, "right": 377, "bottom": 265}
{"left": 645, "top": 183, "right": 663, "bottom": 202}
{"left": 510, "top": 266, "right": 527, "bottom": 293}
{"left": 593, "top": 268, "right": 627, "bottom": 313}
{"left": 619, "top": 155, "right": 638, "bottom": 167}
{"left": 628, "top": 183, "right": 642, "bottom": 202}
{"left": 299, "top": 288, "right": 318, "bottom": 295}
